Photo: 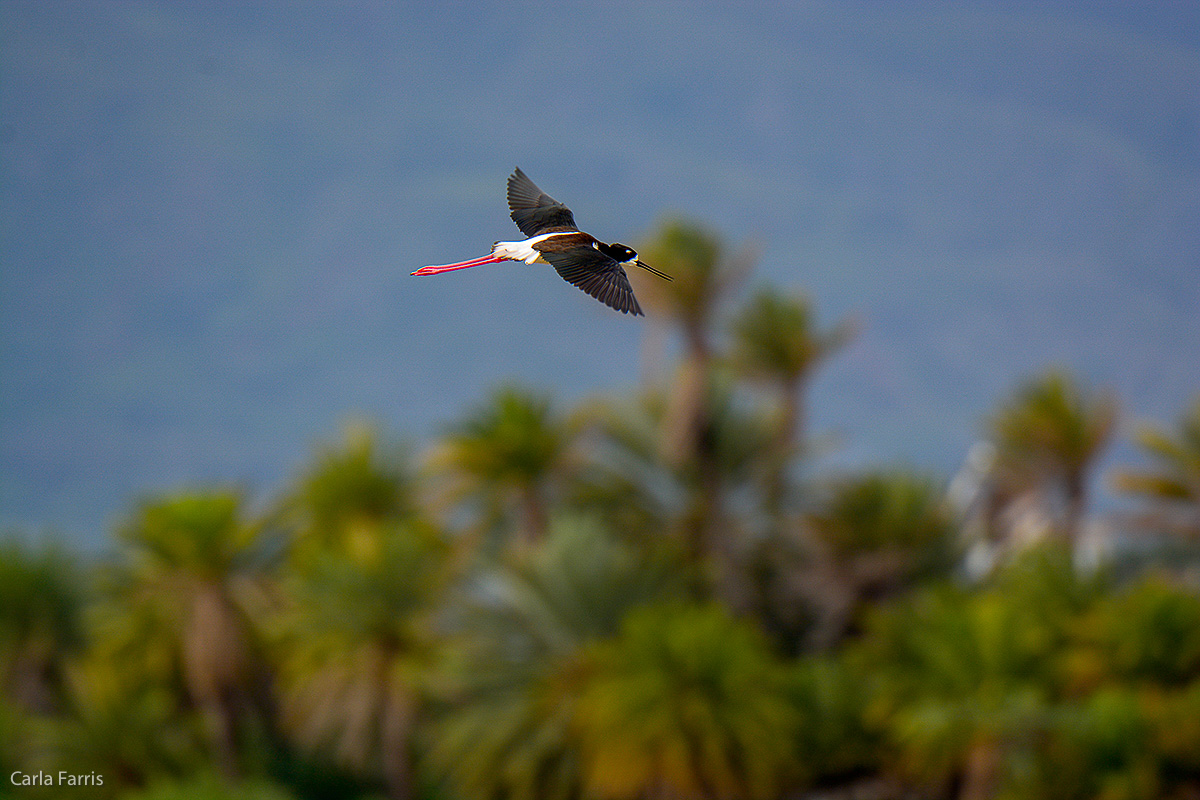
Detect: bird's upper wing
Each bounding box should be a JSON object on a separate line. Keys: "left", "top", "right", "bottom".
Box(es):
{"left": 539, "top": 247, "right": 643, "bottom": 316}
{"left": 507, "top": 167, "right": 577, "bottom": 236}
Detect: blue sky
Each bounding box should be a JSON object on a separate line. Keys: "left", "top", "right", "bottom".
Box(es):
{"left": 2, "top": 1, "right": 1197, "bottom": 547}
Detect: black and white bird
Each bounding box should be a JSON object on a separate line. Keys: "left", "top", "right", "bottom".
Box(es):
{"left": 412, "top": 167, "right": 671, "bottom": 315}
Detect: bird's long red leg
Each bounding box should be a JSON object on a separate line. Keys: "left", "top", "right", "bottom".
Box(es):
{"left": 411, "top": 254, "right": 506, "bottom": 276}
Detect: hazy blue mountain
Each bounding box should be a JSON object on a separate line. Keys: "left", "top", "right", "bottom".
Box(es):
{"left": 2, "top": 1, "right": 1197, "bottom": 548}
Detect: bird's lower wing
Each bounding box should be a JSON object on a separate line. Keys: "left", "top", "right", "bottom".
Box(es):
{"left": 541, "top": 250, "right": 642, "bottom": 316}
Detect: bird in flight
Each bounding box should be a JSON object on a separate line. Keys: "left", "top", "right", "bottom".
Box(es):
{"left": 412, "top": 167, "right": 671, "bottom": 316}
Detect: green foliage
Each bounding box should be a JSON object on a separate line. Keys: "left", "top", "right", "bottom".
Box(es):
{"left": 730, "top": 287, "right": 853, "bottom": 390}
{"left": 636, "top": 220, "right": 733, "bottom": 325}
{"left": 431, "top": 385, "right": 579, "bottom": 541}
{"left": 848, "top": 548, "right": 1200, "bottom": 798}
{"left": 576, "top": 381, "right": 776, "bottom": 564}
{"left": 430, "top": 518, "right": 683, "bottom": 800}
{"left": 1073, "top": 577, "right": 1200, "bottom": 687}
{"left": 0, "top": 539, "right": 84, "bottom": 713}
{"left": 0, "top": 699, "right": 36, "bottom": 786}
{"left": 1113, "top": 396, "right": 1200, "bottom": 540}
{"left": 762, "top": 469, "right": 960, "bottom": 650}
{"left": 280, "top": 523, "right": 449, "bottom": 651}
{"left": 99, "top": 491, "right": 275, "bottom": 781}
{"left": 986, "top": 369, "right": 1118, "bottom": 543}
{"left": 990, "top": 370, "right": 1118, "bottom": 480}
{"left": 122, "top": 772, "right": 299, "bottom": 800}
{"left": 41, "top": 655, "right": 208, "bottom": 797}
{"left": 576, "top": 602, "right": 795, "bottom": 800}
{"left": 281, "top": 423, "right": 419, "bottom": 564}
{"left": 786, "top": 658, "right": 881, "bottom": 784}
{"left": 118, "top": 491, "right": 265, "bottom": 583}
{"left": 809, "top": 470, "right": 957, "bottom": 563}
{"left": 8, "top": 220, "right": 1199, "bottom": 800}
{"left": 590, "top": 381, "right": 777, "bottom": 494}
{"left": 1007, "top": 683, "right": 1200, "bottom": 800}
{"left": 567, "top": 393, "right": 676, "bottom": 541}
{"left": 444, "top": 387, "right": 570, "bottom": 487}
{"left": 728, "top": 288, "right": 855, "bottom": 513}
{"left": 857, "top": 586, "right": 1054, "bottom": 709}
{"left": 272, "top": 522, "right": 450, "bottom": 796}
{"left": 848, "top": 560, "right": 1073, "bottom": 792}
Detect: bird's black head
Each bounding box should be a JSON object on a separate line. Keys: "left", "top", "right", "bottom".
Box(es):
{"left": 598, "top": 242, "right": 638, "bottom": 263}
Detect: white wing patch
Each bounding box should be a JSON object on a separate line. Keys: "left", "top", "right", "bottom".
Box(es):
{"left": 491, "top": 232, "right": 572, "bottom": 265}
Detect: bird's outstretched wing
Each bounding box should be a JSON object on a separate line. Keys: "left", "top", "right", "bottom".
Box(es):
{"left": 539, "top": 248, "right": 643, "bottom": 316}
{"left": 507, "top": 167, "right": 577, "bottom": 236}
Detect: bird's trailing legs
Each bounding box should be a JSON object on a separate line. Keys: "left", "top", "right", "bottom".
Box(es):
{"left": 410, "top": 254, "right": 506, "bottom": 276}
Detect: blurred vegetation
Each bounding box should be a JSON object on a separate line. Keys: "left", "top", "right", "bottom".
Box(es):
{"left": 2, "top": 220, "right": 1198, "bottom": 800}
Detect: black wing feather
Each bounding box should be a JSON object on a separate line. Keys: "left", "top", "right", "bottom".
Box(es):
{"left": 507, "top": 167, "right": 577, "bottom": 236}
{"left": 539, "top": 248, "right": 643, "bottom": 316}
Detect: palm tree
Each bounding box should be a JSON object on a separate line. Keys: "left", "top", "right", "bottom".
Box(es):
{"left": 854, "top": 586, "right": 1052, "bottom": 800}
{"left": 772, "top": 469, "right": 959, "bottom": 651}
{"left": 1017, "top": 684, "right": 1200, "bottom": 800}
{"left": 1071, "top": 575, "right": 1200, "bottom": 689}
{"left": 429, "top": 385, "right": 580, "bottom": 544}
{"left": 98, "top": 491, "right": 274, "bottom": 778}
{"left": 575, "top": 601, "right": 796, "bottom": 800}
{"left": 1001, "top": 573, "right": 1200, "bottom": 799}
{"left": 636, "top": 220, "right": 755, "bottom": 467}
{"left": 280, "top": 423, "right": 417, "bottom": 565}
{"left": 271, "top": 522, "right": 450, "bottom": 800}
{"left": 1111, "top": 397, "right": 1200, "bottom": 541}
{"left": 852, "top": 545, "right": 1106, "bottom": 800}
{"left": 575, "top": 381, "right": 776, "bottom": 598}
{"left": 986, "top": 370, "right": 1117, "bottom": 549}
{"left": 430, "top": 517, "right": 683, "bottom": 800}
{"left": 0, "top": 539, "right": 83, "bottom": 714}
{"left": 567, "top": 393, "right": 677, "bottom": 544}
{"left": 729, "top": 288, "right": 855, "bottom": 512}
{"left": 785, "top": 657, "right": 882, "bottom": 790}
{"left": 39, "top": 652, "right": 208, "bottom": 797}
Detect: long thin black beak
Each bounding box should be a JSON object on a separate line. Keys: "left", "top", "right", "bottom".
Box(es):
{"left": 635, "top": 260, "right": 672, "bottom": 281}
